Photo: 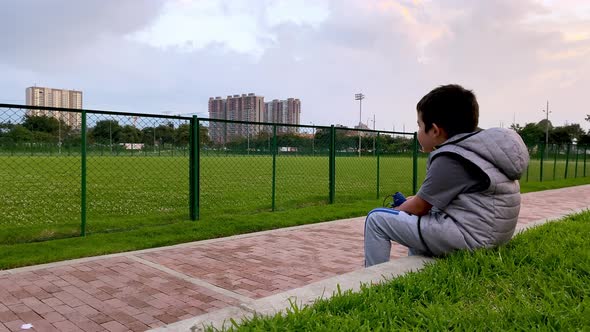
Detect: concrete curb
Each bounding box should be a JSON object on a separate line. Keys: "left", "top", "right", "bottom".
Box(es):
{"left": 150, "top": 207, "right": 590, "bottom": 332}
{"left": 151, "top": 256, "right": 435, "bottom": 332}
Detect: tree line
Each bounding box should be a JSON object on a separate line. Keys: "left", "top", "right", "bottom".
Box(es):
{"left": 1, "top": 114, "right": 589, "bottom": 152}
{"left": 510, "top": 115, "right": 590, "bottom": 146}
{"left": 0, "top": 115, "right": 210, "bottom": 146}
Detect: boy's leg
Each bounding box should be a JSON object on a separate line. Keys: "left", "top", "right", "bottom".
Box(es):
{"left": 364, "top": 208, "right": 429, "bottom": 267}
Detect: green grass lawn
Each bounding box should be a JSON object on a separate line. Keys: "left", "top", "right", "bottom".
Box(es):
{"left": 223, "top": 211, "right": 590, "bottom": 331}
{"left": 0, "top": 155, "right": 418, "bottom": 243}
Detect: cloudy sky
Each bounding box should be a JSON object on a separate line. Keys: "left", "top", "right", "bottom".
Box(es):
{"left": 1, "top": 0, "right": 589, "bottom": 132}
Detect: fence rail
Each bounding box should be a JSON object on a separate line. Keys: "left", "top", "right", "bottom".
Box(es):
{"left": 0, "top": 103, "right": 587, "bottom": 244}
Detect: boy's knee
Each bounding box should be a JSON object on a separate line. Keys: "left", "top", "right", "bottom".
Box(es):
{"left": 365, "top": 209, "right": 393, "bottom": 230}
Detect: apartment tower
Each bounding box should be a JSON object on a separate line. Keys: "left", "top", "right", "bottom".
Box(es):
{"left": 208, "top": 93, "right": 265, "bottom": 144}
{"left": 25, "top": 86, "right": 83, "bottom": 129}
{"left": 264, "top": 98, "right": 301, "bottom": 134}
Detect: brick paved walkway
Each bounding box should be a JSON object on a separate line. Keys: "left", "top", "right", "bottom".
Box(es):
{"left": 1, "top": 185, "right": 589, "bottom": 331}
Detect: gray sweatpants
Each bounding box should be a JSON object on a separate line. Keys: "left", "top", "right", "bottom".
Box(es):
{"left": 364, "top": 208, "right": 430, "bottom": 267}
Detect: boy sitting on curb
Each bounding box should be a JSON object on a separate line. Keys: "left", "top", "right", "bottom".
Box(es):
{"left": 365, "top": 84, "right": 529, "bottom": 267}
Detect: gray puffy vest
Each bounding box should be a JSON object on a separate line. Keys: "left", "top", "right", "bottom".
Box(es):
{"left": 420, "top": 128, "right": 529, "bottom": 256}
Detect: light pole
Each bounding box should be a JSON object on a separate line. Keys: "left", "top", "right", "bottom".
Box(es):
{"left": 109, "top": 120, "right": 113, "bottom": 154}
{"left": 371, "top": 114, "right": 376, "bottom": 154}
{"left": 57, "top": 112, "right": 62, "bottom": 155}
{"left": 355, "top": 93, "right": 365, "bottom": 157}
{"left": 247, "top": 109, "right": 250, "bottom": 155}
{"left": 310, "top": 122, "right": 315, "bottom": 156}
{"left": 542, "top": 100, "right": 551, "bottom": 150}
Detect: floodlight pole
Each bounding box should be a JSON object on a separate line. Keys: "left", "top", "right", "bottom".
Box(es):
{"left": 58, "top": 112, "right": 62, "bottom": 155}
{"left": 109, "top": 120, "right": 113, "bottom": 153}
{"left": 355, "top": 93, "right": 365, "bottom": 157}
{"left": 542, "top": 100, "right": 551, "bottom": 149}
{"left": 310, "top": 122, "right": 315, "bottom": 156}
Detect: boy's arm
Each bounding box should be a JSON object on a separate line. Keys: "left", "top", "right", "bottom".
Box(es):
{"left": 396, "top": 195, "right": 432, "bottom": 216}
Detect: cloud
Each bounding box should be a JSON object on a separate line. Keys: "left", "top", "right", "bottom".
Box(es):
{"left": 0, "top": 0, "right": 589, "bottom": 131}
{"left": 0, "top": 0, "right": 164, "bottom": 72}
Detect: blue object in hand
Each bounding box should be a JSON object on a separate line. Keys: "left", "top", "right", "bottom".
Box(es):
{"left": 392, "top": 192, "right": 406, "bottom": 208}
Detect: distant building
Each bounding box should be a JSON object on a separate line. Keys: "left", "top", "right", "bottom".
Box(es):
{"left": 264, "top": 98, "right": 301, "bottom": 134}
{"left": 208, "top": 93, "right": 265, "bottom": 144}
{"left": 353, "top": 122, "right": 374, "bottom": 137}
{"left": 208, "top": 96, "right": 226, "bottom": 145}
{"left": 208, "top": 93, "right": 301, "bottom": 144}
{"left": 25, "top": 86, "right": 83, "bottom": 129}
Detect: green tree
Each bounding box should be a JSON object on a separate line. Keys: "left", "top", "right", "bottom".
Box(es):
{"left": 175, "top": 123, "right": 211, "bottom": 146}
{"left": 549, "top": 127, "right": 572, "bottom": 144}
{"left": 199, "top": 124, "right": 210, "bottom": 146}
{"left": 23, "top": 115, "right": 71, "bottom": 134}
{"left": 176, "top": 124, "right": 190, "bottom": 145}
{"left": 91, "top": 120, "right": 121, "bottom": 144}
{"left": 578, "top": 134, "right": 590, "bottom": 146}
{"left": 155, "top": 123, "right": 175, "bottom": 145}
{"left": 8, "top": 125, "right": 32, "bottom": 142}
{"left": 119, "top": 125, "right": 142, "bottom": 143}
{"left": 141, "top": 127, "right": 157, "bottom": 145}
{"left": 516, "top": 123, "right": 545, "bottom": 146}
{"left": 0, "top": 122, "right": 14, "bottom": 137}
{"left": 561, "top": 123, "right": 584, "bottom": 140}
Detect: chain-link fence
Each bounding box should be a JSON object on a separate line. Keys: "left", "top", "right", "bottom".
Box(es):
{"left": 199, "top": 120, "right": 418, "bottom": 215}
{"left": 2, "top": 103, "right": 588, "bottom": 244}
{"left": 523, "top": 143, "right": 588, "bottom": 182}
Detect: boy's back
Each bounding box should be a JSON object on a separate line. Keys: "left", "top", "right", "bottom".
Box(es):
{"left": 418, "top": 127, "right": 529, "bottom": 255}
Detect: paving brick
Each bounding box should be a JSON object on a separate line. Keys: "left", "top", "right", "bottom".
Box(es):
{"left": 87, "top": 312, "right": 113, "bottom": 324}
{"left": 73, "top": 319, "right": 104, "bottom": 332}
{"left": 133, "top": 312, "right": 159, "bottom": 325}
{"left": 101, "top": 320, "right": 128, "bottom": 332}
{"left": 127, "top": 321, "right": 150, "bottom": 332}
{"left": 2, "top": 320, "right": 25, "bottom": 332}
{"left": 28, "top": 320, "right": 59, "bottom": 332}
{"left": 42, "top": 311, "right": 66, "bottom": 323}
{"left": 0, "top": 311, "right": 18, "bottom": 323}
{"left": 52, "top": 320, "right": 80, "bottom": 332}
{"left": 16, "top": 310, "right": 42, "bottom": 322}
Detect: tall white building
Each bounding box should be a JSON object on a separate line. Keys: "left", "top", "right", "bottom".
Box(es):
{"left": 208, "top": 93, "right": 265, "bottom": 144}
{"left": 25, "top": 86, "right": 83, "bottom": 129}
{"left": 264, "top": 98, "right": 301, "bottom": 134}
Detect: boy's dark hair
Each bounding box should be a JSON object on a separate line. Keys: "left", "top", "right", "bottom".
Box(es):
{"left": 417, "top": 84, "right": 479, "bottom": 138}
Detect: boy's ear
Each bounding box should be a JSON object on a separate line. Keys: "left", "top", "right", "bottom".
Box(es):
{"left": 431, "top": 123, "right": 448, "bottom": 139}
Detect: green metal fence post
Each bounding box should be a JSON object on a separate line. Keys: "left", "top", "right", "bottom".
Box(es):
{"left": 412, "top": 132, "right": 418, "bottom": 195}
{"left": 80, "top": 110, "right": 87, "bottom": 236}
{"left": 574, "top": 145, "right": 580, "bottom": 178}
{"left": 329, "top": 125, "right": 336, "bottom": 204}
{"left": 272, "top": 125, "right": 277, "bottom": 211}
{"left": 584, "top": 146, "right": 587, "bottom": 177}
{"left": 189, "top": 116, "right": 200, "bottom": 220}
{"left": 376, "top": 132, "right": 380, "bottom": 199}
{"left": 564, "top": 144, "right": 571, "bottom": 179}
{"left": 539, "top": 143, "right": 545, "bottom": 182}
{"left": 553, "top": 144, "right": 558, "bottom": 180}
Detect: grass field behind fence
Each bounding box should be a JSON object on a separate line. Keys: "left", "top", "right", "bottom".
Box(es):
{"left": 0, "top": 154, "right": 423, "bottom": 244}
{"left": 0, "top": 151, "right": 587, "bottom": 245}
